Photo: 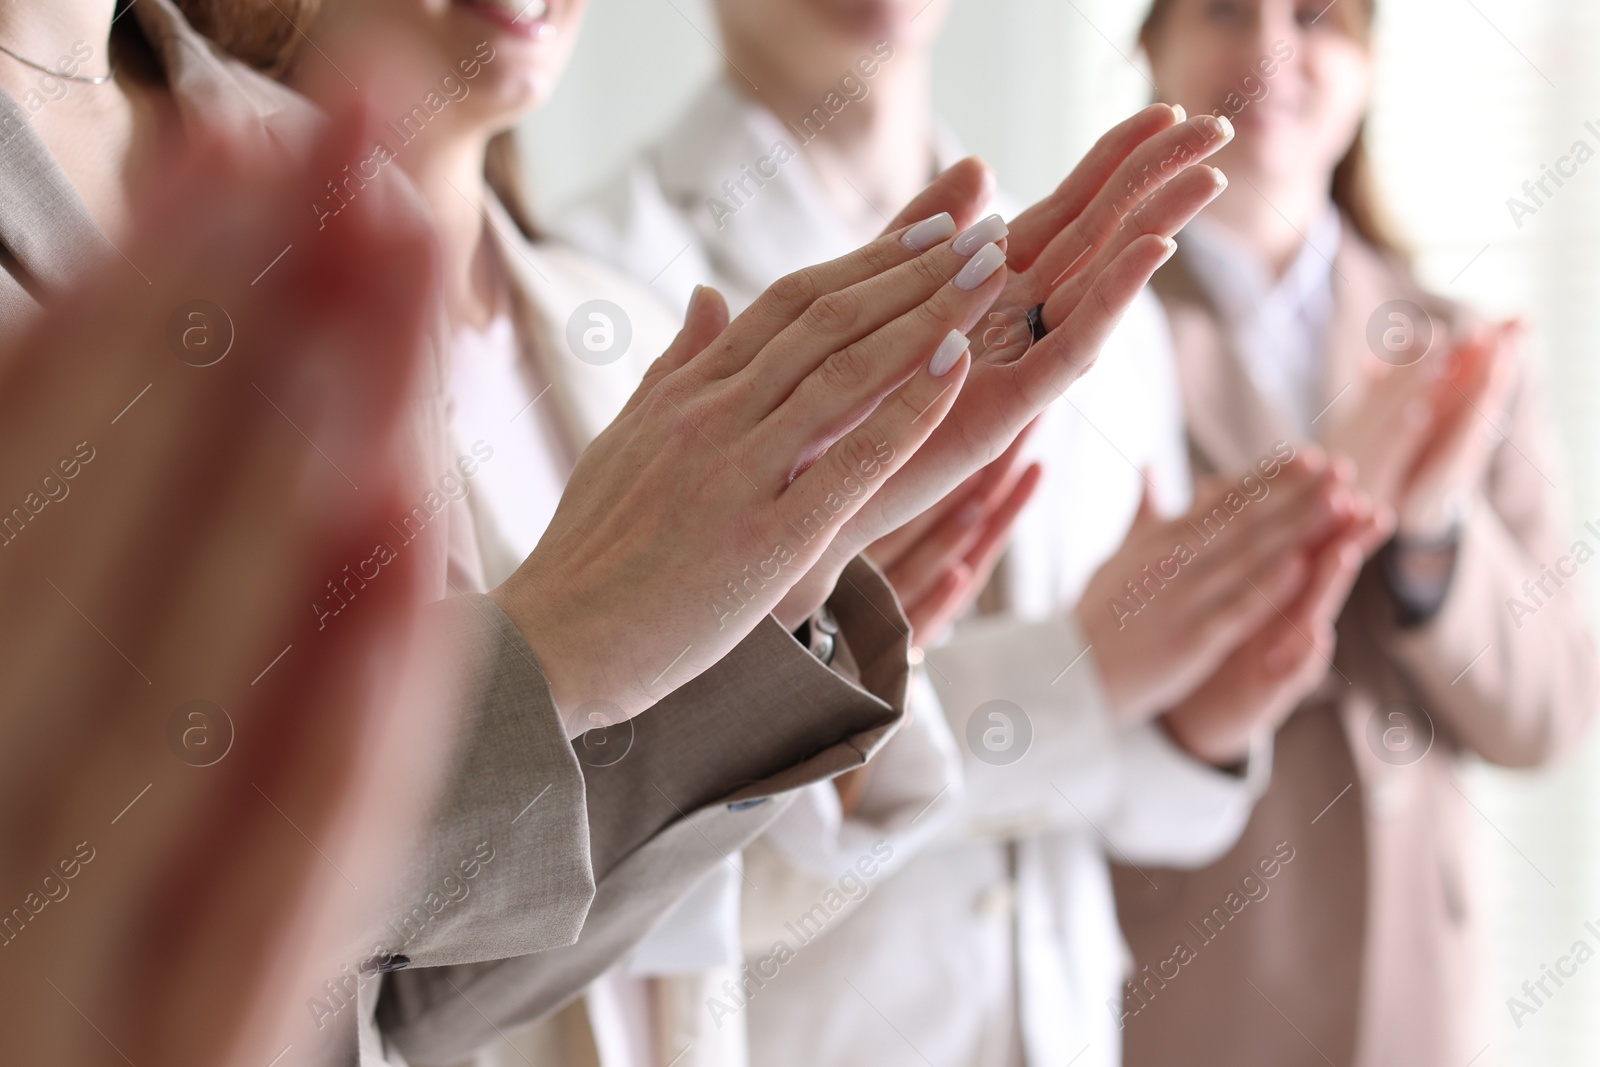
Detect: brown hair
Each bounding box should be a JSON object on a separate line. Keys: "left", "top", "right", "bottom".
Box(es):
{"left": 169, "top": 0, "right": 322, "bottom": 75}
{"left": 168, "top": 0, "right": 543, "bottom": 240}
{"left": 1138, "top": 0, "right": 1407, "bottom": 260}
{"left": 486, "top": 130, "right": 542, "bottom": 241}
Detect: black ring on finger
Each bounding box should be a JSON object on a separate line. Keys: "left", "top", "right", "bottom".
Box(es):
{"left": 1026, "top": 303, "right": 1049, "bottom": 342}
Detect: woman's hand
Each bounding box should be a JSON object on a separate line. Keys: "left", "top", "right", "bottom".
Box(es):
{"left": 781, "top": 105, "right": 1236, "bottom": 613}
{"left": 1323, "top": 356, "right": 1439, "bottom": 510}
{"left": 491, "top": 206, "right": 1011, "bottom": 719}
{"left": 0, "top": 108, "right": 450, "bottom": 1067}
{"left": 1324, "top": 320, "right": 1519, "bottom": 540}
{"left": 1076, "top": 451, "right": 1364, "bottom": 724}
{"left": 1161, "top": 505, "right": 1392, "bottom": 764}
{"left": 866, "top": 424, "right": 1043, "bottom": 648}
{"left": 1396, "top": 321, "right": 1520, "bottom": 539}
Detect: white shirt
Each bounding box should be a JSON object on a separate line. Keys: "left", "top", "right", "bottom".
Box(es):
{"left": 1181, "top": 207, "right": 1342, "bottom": 436}
{"left": 441, "top": 200, "right": 692, "bottom": 1067}
{"left": 447, "top": 313, "right": 570, "bottom": 553}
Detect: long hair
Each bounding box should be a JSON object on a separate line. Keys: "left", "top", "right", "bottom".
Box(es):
{"left": 486, "top": 130, "right": 541, "bottom": 241}
{"left": 170, "top": 0, "right": 322, "bottom": 75}
{"left": 170, "top": 0, "right": 543, "bottom": 240}
{"left": 1138, "top": 0, "right": 1407, "bottom": 260}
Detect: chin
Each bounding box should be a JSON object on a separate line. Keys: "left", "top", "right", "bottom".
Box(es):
{"left": 473, "top": 73, "right": 549, "bottom": 128}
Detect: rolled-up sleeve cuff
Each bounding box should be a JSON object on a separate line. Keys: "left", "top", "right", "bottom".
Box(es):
{"left": 1108, "top": 722, "right": 1273, "bottom": 868}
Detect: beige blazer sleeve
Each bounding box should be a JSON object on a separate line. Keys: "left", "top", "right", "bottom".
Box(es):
{"left": 1351, "top": 349, "right": 1599, "bottom": 767}
{"left": 372, "top": 558, "right": 911, "bottom": 1065}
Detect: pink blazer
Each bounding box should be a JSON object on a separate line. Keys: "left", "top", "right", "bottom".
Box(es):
{"left": 1112, "top": 231, "right": 1599, "bottom": 1067}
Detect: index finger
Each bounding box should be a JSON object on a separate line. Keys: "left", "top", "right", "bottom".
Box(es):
{"left": 693, "top": 212, "right": 962, "bottom": 379}
{"left": 1005, "top": 103, "right": 1181, "bottom": 271}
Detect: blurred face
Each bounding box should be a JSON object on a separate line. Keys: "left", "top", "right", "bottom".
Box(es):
{"left": 713, "top": 0, "right": 949, "bottom": 71}
{"left": 1144, "top": 0, "right": 1372, "bottom": 188}
{"left": 329, "top": 0, "right": 589, "bottom": 136}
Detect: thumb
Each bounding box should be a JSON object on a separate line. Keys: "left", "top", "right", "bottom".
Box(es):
{"left": 620, "top": 285, "right": 731, "bottom": 419}
{"left": 674, "top": 284, "right": 732, "bottom": 367}
{"left": 1131, "top": 469, "right": 1163, "bottom": 531}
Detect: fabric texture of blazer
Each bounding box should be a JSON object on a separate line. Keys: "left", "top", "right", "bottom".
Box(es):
{"left": 1112, "top": 231, "right": 1599, "bottom": 1067}
{"left": 0, "top": 8, "right": 915, "bottom": 1067}
{"left": 373, "top": 196, "right": 915, "bottom": 1067}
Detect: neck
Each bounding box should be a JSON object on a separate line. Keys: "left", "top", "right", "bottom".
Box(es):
{"left": 402, "top": 129, "right": 504, "bottom": 331}
{"left": 723, "top": 35, "right": 936, "bottom": 234}
{"left": 0, "top": 1, "right": 115, "bottom": 86}
{"left": 1200, "top": 167, "right": 1332, "bottom": 278}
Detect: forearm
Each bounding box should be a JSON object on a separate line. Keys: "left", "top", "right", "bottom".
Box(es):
{"left": 1367, "top": 507, "right": 1599, "bottom": 766}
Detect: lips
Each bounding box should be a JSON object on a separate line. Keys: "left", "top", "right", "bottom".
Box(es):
{"left": 455, "top": 0, "right": 555, "bottom": 38}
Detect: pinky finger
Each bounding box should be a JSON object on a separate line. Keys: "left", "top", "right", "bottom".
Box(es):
{"left": 617, "top": 285, "right": 731, "bottom": 421}
{"left": 962, "top": 462, "right": 1043, "bottom": 578}
{"left": 904, "top": 564, "right": 972, "bottom": 646}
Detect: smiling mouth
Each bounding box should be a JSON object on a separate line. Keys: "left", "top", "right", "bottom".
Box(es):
{"left": 456, "top": 0, "right": 553, "bottom": 33}
{"left": 479, "top": 0, "right": 547, "bottom": 15}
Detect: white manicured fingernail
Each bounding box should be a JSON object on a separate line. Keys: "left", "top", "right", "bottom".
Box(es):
{"left": 929, "top": 329, "right": 969, "bottom": 377}
{"left": 953, "top": 214, "right": 1008, "bottom": 256}
{"left": 954, "top": 242, "right": 1006, "bottom": 290}
{"left": 1171, "top": 104, "right": 1187, "bottom": 122}
{"left": 1157, "top": 237, "right": 1178, "bottom": 266}
{"left": 1199, "top": 114, "right": 1233, "bottom": 141}
{"left": 902, "top": 212, "right": 956, "bottom": 252}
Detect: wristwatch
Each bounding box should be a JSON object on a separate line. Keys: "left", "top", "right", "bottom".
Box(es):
{"left": 793, "top": 604, "right": 840, "bottom": 665}
{"left": 1380, "top": 521, "right": 1464, "bottom": 628}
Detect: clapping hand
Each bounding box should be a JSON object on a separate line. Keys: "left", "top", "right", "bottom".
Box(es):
{"left": 867, "top": 423, "right": 1043, "bottom": 648}
{"left": 0, "top": 108, "right": 452, "bottom": 1067}
{"left": 771, "top": 105, "right": 1236, "bottom": 624}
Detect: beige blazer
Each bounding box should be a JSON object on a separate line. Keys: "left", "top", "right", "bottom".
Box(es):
{"left": 1112, "top": 233, "right": 1598, "bottom": 1067}
{"left": 0, "top": 7, "right": 915, "bottom": 1067}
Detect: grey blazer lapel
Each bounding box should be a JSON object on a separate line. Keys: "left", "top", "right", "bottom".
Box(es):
{"left": 0, "top": 90, "right": 103, "bottom": 300}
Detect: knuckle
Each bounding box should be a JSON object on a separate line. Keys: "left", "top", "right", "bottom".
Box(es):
{"left": 912, "top": 250, "right": 953, "bottom": 290}
{"left": 859, "top": 235, "right": 904, "bottom": 275}
{"left": 1086, "top": 277, "right": 1119, "bottom": 325}
{"left": 648, "top": 373, "right": 715, "bottom": 432}
{"left": 818, "top": 341, "right": 874, "bottom": 394}
{"left": 766, "top": 267, "right": 821, "bottom": 315}
{"left": 805, "top": 288, "right": 865, "bottom": 337}
{"left": 912, "top": 292, "right": 954, "bottom": 334}
{"left": 837, "top": 430, "right": 887, "bottom": 479}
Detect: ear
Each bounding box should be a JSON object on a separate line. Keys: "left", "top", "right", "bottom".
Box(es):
{"left": 882, "top": 156, "right": 996, "bottom": 238}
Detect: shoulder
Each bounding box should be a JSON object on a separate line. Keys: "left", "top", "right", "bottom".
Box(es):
{"left": 135, "top": 0, "right": 320, "bottom": 149}
{"left": 1336, "top": 227, "right": 1474, "bottom": 336}
{"left": 497, "top": 216, "right": 683, "bottom": 373}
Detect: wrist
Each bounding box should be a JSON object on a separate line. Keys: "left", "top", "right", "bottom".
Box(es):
{"left": 1076, "top": 605, "right": 1140, "bottom": 723}
{"left": 1397, "top": 489, "right": 1472, "bottom": 543}
{"left": 1160, "top": 706, "right": 1252, "bottom": 768}
{"left": 775, "top": 559, "right": 845, "bottom": 631}
{"left": 1380, "top": 521, "right": 1463, "bottom": 628}
{"left": 488, "top": 573, "right": 639, "bottom": 726}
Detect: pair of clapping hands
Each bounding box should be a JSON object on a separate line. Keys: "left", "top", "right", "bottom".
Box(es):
{"left": 0, "top": 102, "right": 1229, "bottom": 1064}
{"left": 1080, "top": 315, "right": 1521, "bottom": 766}
{"left": 874, "top": 439, "right": 1391, "bottom": 768}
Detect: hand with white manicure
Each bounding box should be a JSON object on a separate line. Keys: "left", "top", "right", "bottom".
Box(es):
{"left": 492, "top": 167, "right": 1011, "bottom": 718}
{"left": 771, "top": 104, "right": 1237, "bottom": 624}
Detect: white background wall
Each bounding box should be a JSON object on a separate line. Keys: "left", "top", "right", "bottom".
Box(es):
{"left": 521, "top": 1, "right": 1600, "bottom": 1061}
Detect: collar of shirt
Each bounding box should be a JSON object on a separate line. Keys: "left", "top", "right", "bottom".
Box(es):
{"left": 1180, "top": 205, "right": 1342, "bottom": 435}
